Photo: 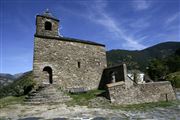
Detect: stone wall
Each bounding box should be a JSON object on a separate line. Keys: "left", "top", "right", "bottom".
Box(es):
{"left": 107, "top": 81, "right": 176, "bottom": 104}
{"left": 99, "top": 64, "right": 133, "bottom": 90}
{"left": 33, "top": 36, "right": 107, "bottom": 91}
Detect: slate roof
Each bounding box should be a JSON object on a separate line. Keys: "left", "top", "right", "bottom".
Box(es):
{"left": 34, "top": 34, "right": 105, "bottom": 47}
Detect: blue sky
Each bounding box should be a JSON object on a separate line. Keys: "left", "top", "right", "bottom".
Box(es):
{"left": 0, "top": 0, "right": 180, "bottom": 74}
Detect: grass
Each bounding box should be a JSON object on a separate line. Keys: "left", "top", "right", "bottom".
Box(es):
{"left": 109, "top": 100, "right": 180, "bottom": 111}
{"left": 65, "top": 89, "right": 180, "bottom": 111}
{"left": 0, "top": 96, "right": 25, "bottom": 108}
{"left": 66, "top": 89, "right": 105, "bottom": 106}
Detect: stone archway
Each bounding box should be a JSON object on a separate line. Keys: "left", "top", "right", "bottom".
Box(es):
{"left": 43, "top": 66, "right": 53, "bottom": 84}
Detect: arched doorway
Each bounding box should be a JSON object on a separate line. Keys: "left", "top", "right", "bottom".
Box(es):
{"left": 43, "top": 66, "right": 53, "bottom": 84}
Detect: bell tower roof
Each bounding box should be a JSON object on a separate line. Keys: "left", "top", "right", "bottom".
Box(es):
{"left": 43, "top": 9, "right": 53, "bottom": 17}
{"left": 37, "top": 9, "right": 59, "bottom": 22}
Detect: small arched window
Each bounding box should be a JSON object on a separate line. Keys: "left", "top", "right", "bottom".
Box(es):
{"left": 45, "top": 21, "right": 52, "bottom": 30}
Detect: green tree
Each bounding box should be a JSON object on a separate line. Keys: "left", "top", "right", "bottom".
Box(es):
{"left": 166, "top": 55, "right": 180, "bottom": 72}
{"left": 122, "top": 55, "right": 139, "bottom": 70}
{"left": 165, "top": 72, "right": 180, "bottom": 88}
{"left": 166, "top": 48, "right": 180, "bottom": 72}
{"left": 147, "top": 48, "right": 180, "bottom": 81}
{"left": 147, "top": 59, "right": 169, "bottom": 81}
{"left": 175, "top": 48, "right": 180, "bottom": 56}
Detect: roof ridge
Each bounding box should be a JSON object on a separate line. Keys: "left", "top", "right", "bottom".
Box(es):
{"left": 34, "top": 34, "right": 105, "bottom": 47}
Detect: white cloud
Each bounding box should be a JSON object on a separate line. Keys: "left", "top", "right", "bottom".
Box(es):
{"left": 132, "top": 0, "right": 151, "bottom": 11}
{"left": 166, "top": 12, "right": 180, "bottom": 25}
{"left": 129, "top": 18, "right": 150, "bottom": 29}
{"left": 85, "top": 0, "right": 146, "bottom": 50}
{"left": 55, "top": 0, "right": 147, "bottom": 50}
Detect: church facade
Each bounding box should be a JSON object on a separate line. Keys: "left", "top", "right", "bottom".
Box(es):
{"left": 33, "top": 11, "right": 107, "bottom": 91}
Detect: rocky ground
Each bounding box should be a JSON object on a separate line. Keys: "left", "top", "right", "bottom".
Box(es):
{"left": 0, "top": 103, "right": 180, "bottom": 120}
{"left": 0, "top": 91, "right": 180, "bottom": 120}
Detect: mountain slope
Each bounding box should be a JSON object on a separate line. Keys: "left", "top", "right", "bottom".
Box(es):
{"left": 0, "top": 71, "right": 34, "bottom": 98}
{"left": 0, "top": 73, "right": 25, "bottom": 88}
{"left": 107, "top": 41, "right": 180, "bottom": 71}
{"left": 0, "top": 74, "right": 15, "bottom": 87}
{"left": 0, "top": 73, "right": 15, "bottom": 80}
{"left": 141, "top": 41, "right": 180, "bottom": 59}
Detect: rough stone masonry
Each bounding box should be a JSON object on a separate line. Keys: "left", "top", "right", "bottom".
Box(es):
{"left": 105, "top": 64, "right": 176, "bottom": 104}
{"left": 33, "top": 11, "right": 107, "bottom": 91}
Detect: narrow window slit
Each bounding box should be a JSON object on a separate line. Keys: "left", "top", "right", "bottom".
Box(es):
{"left": 78, "top": 62, "right": 81, "bottom": 68}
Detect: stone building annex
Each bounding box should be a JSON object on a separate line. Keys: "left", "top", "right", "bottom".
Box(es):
{"left": 27, "top": 11, "right": 176, "bottom": 104}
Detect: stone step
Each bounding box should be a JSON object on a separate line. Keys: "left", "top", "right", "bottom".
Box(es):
{"left": 27, "top": 97, "right": 71, "bottom": 102}
{"left": 25, "top": 97, "right": 71, "bottom": 104}
{"left": 26, "top": 94, "right": 70, "bottom": 99}
{"left": 26, "top": 96, "right": 70, "bottom": 100}
{"left": 26, "top": 96, "right": 46, "bottom": 99}
{"left": 24, "top": 85, "right": 71, "bottom": 104}
{"left": 24, "top": 100, "right": 67, "bottom": 105}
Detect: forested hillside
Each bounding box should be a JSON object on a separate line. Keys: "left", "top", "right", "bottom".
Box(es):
{"left": 107, "top": 42, "right": 180, "bottom": 71}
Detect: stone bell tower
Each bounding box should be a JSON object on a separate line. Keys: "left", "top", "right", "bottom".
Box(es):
{"left": 35, "top": 9, "right": 59, "bottom": 37}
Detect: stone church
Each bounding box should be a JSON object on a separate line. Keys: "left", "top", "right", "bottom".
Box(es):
{"left": 33, "top": 11, "right": 107, "bottom": 91}
{"left": 30, "top": 10, "right": 176, "bottom": 104}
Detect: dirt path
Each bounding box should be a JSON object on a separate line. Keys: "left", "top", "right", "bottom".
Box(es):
{"left": 0, "top": 91, "right": 180, "bottom": 120}
{"left": 0, "top": 103, "right": 180, "bottom": 120}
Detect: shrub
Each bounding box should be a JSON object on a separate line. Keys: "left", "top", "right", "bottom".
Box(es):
{"left": 166, "top": 71, "right": 180, "bottom": 88}
{"left": 0, "top": 71, "right": 35, "bottom": 98}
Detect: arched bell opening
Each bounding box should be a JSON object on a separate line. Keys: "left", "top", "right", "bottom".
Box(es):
{"left": 45, "top": 21, "right": 52, "bottom": 30}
